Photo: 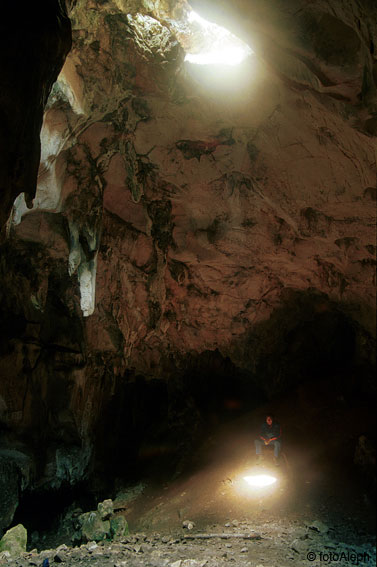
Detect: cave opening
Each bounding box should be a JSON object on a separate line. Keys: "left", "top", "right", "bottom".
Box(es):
{"left": 183, "top": 10, "right": 253, "bottom": 66}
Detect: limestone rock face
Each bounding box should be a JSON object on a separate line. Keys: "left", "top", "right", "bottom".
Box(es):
{"left": 0, "top": 0, "right": 376, "bottom": 526}
{"left": 0, "top": 2, "right": 72, "bottom": 228}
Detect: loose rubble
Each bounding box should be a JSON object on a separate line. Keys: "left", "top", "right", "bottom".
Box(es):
{"left": 0, "top": 518, "right": 375, "bottom": 567}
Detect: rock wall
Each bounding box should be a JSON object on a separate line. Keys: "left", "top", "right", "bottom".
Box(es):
{"left": 0, "top": 0, "right": 376, "bottom": 530}
{"left": 0, "top": 1, "right": 72, "bottom": 531}
{"left": 0, "top": 1, "right": 72, "bottom": 229}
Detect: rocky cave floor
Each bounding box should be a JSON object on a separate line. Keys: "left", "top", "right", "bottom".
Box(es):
{"left": 2, "top": 381, "right": 376, "bottom": 567}
{"left": 8, "top": 516, "right": 376, "bottom": 567}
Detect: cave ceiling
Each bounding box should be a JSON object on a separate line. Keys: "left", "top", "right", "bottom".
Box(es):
{"left": 0, "top": 0, "right": 376, "bottom": 523}
{"left": 2, "top": 0, "right": 377, "bottom": 375}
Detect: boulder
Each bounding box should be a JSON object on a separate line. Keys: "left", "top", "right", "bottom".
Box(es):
{"left": 0, "top": 524, "right": 27, "bottom": 557}
{"left": 110, "top": 516, "right": 129, "bottom": 539}
{"left": 78, "top": 511, "right": 110, "bottom": 542}
{"left": 97, "top": 499, "right": 114, "bottom": 520}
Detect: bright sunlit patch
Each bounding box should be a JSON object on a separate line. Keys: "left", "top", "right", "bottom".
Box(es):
{"left": 184, "top": 10, "right": 253, "bottom": 66}
{"left": 243, "top": 474, "right": 277, "bottom": 487}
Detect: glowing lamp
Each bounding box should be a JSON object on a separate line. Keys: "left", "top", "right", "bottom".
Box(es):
{"left": 243, "top": 474, "right": 277, "bottom": 487}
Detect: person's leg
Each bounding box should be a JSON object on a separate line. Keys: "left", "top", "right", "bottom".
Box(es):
{"left": 272, "top": 440, "right": 281, "bottom": 458}
{"left": 255, "top": 439, "right": 263, "bottom": 455}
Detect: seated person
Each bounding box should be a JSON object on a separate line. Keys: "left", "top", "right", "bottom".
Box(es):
{"left": 255, "top": 414, "right": 282, "bottom": 465}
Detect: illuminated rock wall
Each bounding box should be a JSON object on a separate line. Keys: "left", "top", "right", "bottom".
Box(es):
{"left": 0, "top": 0, "right": 375, "bottom": 529}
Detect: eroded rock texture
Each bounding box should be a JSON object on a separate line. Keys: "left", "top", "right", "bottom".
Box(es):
{"left": 0, "top": 0, "right": 376, "bottom": 529}
{"left": 0, "top": 1, "right": 72, "bottom": 229}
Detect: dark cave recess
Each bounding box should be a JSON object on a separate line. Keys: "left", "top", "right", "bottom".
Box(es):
{"left": 89, "top": 290, "right": 375, "bottom": 485}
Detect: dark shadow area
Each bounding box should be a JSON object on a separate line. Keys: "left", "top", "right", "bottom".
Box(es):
{"left": 180, "top": 349, "right": 266, "bottom": 419}
{"left": 90, "top": 290, "right": 375, "bottom": 497}
{"left": 0, "top": 288, "right": 375, "bottom": 545}
{"left": 10, "top": 483, "right": 96, "bottom": 550}
{"left": 93, "top": 375, "right": 171, "bottom": 484}
{"left": 91, "top": 351, "right": 266, "bottom": 490}
{"left": 243, "top": 289, "right": 375, "bottom": 403}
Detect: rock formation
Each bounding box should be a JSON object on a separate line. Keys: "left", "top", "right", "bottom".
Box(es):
{"left": 0, "top": 0, "right": 376, "bottom": 532}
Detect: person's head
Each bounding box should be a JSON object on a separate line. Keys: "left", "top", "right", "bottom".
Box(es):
{"left": 266, "top": 414, "right": 274, "bottom": 425}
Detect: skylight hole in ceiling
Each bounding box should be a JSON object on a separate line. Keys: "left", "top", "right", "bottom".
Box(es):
{"left": 184, "top": 10, "right": 253, "bottom": 67}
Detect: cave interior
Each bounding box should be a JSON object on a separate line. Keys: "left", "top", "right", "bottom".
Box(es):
{"left": 0, "top": 0, "right": 376, "bottom": 561}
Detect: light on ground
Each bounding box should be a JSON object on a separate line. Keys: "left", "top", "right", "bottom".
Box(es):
{"left": 184, "top": 11, "right": 253, "bottom": 66}
{"left": 243, "top": 474, "right": 277, "bottom": 487}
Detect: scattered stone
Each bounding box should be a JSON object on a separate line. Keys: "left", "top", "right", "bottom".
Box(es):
{"left": 231, "top": 520, "right": 239, "bottom": 527}
{"left": 98, "top": 498, "right": 114, "bottom": 520}
{"left": 0, "top": 513, "right": 371, "bottom": 567}
{"left": 53, "top": 551, "right": 66, "bottom": 563}
{"left": 87, "top": 541, "right": 98, "bottom": 551}
{"left": 0, "top": 524, "right": 27, "bottom": 557}
{"left": 307, "top": 520, "right": 329, "bottom": 534}
{"left": 182, "top": 520, "right": 195, "bottom": 530}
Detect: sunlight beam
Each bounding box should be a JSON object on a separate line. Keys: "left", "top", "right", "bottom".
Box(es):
{"left": 184, "top": 10, "right": 253, "bottom": 66}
